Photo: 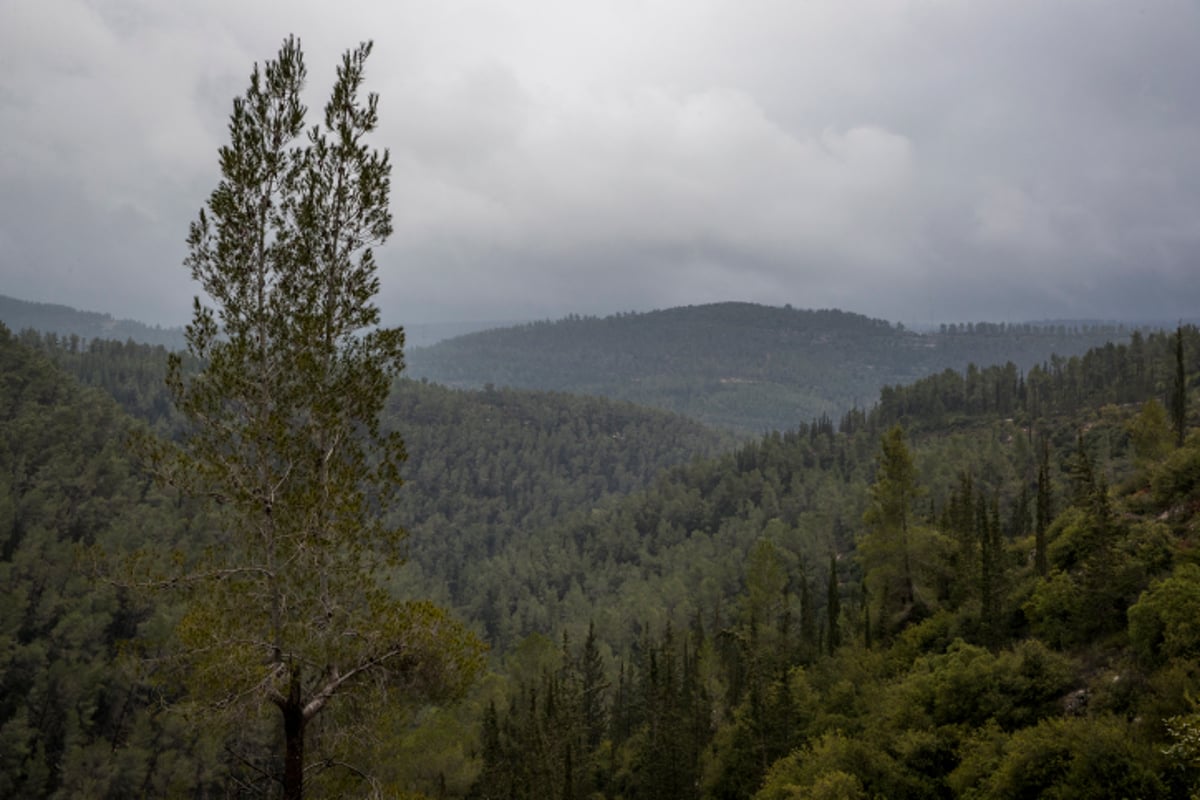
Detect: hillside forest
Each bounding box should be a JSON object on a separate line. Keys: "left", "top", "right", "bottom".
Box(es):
{"left": 404, "top": 302, "right": 1141, "bottom": 434}
{"left": 1, "top": 311, "right": 1199, "bottom": 798}
{"left": 1, "top": 294, "right": 1146, "bottom": 439}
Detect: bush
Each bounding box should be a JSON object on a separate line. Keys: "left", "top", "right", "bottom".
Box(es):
{"left": 951, "top": 715, "right": 1165, "bottom": 799}
{"left": 1128, "top": 563, "right": 1200, "bottom": 666}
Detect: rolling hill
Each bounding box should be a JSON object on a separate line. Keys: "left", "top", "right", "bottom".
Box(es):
{"left": 405, "top": 302, "right": 1143, "bottom": 434}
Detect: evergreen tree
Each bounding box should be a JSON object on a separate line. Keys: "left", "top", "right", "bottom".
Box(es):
{"left": 153, "top": 38, "right": 482, "bottom": 798}
{"left": 1035, "top": 438, "right": 1052, "bottom": 578}
{"left": 860, "top": 425, "right": 922, "bottom": 627}
{"left": 1067, "top": 432, "right": 1096, "bottom": 507}
{"left": 947, "top": 470, "right": 978, "bottom": 607}
{"left": 979, "top": 493, "right": 1005, "bottom": 646}
{"left": 1172, "top": 325, "right": 1188, "bottom": 447}
{"left": 827, "top": 553, "right": 841, "bottom": 656}
{"left": 799, "top": 567, "right": 817, "bottom": 662}
{"left": 581, "top": 621, "right": 609, "bottom": 751}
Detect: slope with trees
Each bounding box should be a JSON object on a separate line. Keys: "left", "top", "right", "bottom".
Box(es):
{"left": 406, "top": 303, "right": 1142, "bottom": 433}
{"left": 0, "top": 323, "right": 227, "bottom": 796}
{"left": 0, "top": 294, "right": 188, "bottom": 351}
{"left": 6, "top": 316, "right": 1199, "bottom": 796}
{"left": 22, "top": 329, "right": 734, "bottom": 642}
{"left": 462, "top": 324, "right": 1200, "bottom": 799}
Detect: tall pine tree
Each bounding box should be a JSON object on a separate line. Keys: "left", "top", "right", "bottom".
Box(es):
{"left": 154, "top": 38, "right": 482, "bottom": 799}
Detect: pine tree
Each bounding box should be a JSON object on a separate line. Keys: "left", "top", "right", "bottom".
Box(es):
{"left": 1035, "top": 438, "right": 1052, "bottom": 578}
{"left": 979, "top": 494, "right": 1005, "bottom": 646}
{"left": 154, "top": 38, "right": 482, "bottom": 798}
{"left": 580, "top": 621, "right": 609, "bottom": 751}
{"left": 826, "top": 553, "right": 841, "bottom": 656}
{"left": 860, "top": 425, "right": 922, "bottom": 626}
{"left": 798, "top": 567, "right": 817, "bottom": 662}
{"left": 1068, "top": 432, "right": 1096, "bottom": 507}
{"left": 1172, "top": 325, "right": 1188, "bottom": 447}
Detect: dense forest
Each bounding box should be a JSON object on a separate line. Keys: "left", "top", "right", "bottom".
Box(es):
{"left": 2, "top": 318, "right": 1199, "bottom": 797}
{"left": 405, "top": 302, "right": 1146, "bottom": 433}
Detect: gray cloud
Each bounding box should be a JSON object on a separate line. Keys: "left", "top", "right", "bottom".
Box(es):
{"left": 2, "top": 1, "right": 1198, "bottom": 327}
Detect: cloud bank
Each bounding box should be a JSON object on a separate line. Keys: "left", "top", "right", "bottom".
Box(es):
{"left": 2, "top": 1, "right": 1198, "bottom": 326}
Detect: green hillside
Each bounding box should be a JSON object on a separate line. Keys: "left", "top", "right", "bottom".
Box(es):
{"left": 5, "top": 321, "right": 1200, "bottom": 797}
{"left": 0, "top": 325, "right": 223, "bottom": 796}
{"left": 17, "top": 328, "right": 737, "bottom": 640}
{"left": 2, "top": 327, "right": 733, "bottom": 795}
{"left": 406, "top": 302, "right": 1141, "bottom": 434}
{"left": 0, "top": 294, "right": 188, "bottom": 351}
{"left": 462, "top": 324, "right": 1200, "bottom": 799}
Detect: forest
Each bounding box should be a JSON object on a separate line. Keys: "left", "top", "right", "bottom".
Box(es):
{"left": 1, "top": 314, "right": 1198, "bottom": 798}
{"left": 404, "top": 302, "right": 1138, "bottom": 434}
{"left": 1, "top": 295, "right": 1141, "bottom": 439}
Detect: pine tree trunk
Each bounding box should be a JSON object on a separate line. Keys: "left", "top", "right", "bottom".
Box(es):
{"left": 282, "top": 691, "right": 305, "bottom": 800}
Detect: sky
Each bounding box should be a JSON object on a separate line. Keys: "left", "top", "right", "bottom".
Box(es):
{"left": 1, "top": 0, "right": 1198, "bottom": 328}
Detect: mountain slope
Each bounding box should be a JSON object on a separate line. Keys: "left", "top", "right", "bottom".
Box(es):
{"left": 466, "top": 324, "right": 1200, "bottom": 800}
{"left": 406, "top": 302, "right": 1139, "bottom": 433}
{"left": 8, "top": 318, "right": 1200, "bottom": 797}
{"left": 22, "top": 331, "right": 735, "bottom": 631}
{"left": 0, "top": 294, "right": 188, "bottom": 350}
{"left": 0, "top": 324, "right": 226, "bottom": 796}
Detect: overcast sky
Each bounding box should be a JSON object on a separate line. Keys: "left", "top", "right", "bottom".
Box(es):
{"left": 2, "top": 1, "right": 1198, "bottom": 327}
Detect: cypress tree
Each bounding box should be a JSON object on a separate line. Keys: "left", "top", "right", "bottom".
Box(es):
{"left": 580, "top": 621, "right": 608, "bottom": 751}
{"left": 1035, "top": 438, "right": 1052, "bottom": 578}
{"left": 827, "top": 553, "right": 841, "bottom": 656}
{"left": 1172, "top": 325, "right": 1187, "bottom": 447}
{"left": 799, "top": 568, "right": 817, "bottom": 661}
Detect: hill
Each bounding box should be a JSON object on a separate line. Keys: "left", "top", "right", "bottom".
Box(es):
{"left": 2, "top": 326, "right": 734, "bottom": 795}
{"left": 464, "top": 324, "right": 1200, "bottom": 799}
{"left": 7, "top": 319, "right": 1200, "bottom": 797}
{"left": 0, "top": 293, "right": 518, "bottom": 350}
{"left": 405, "top": 302, "right": 1142, "bottom": 434}
{"left": 0, "top": 324, "right": 220, "bottom": 796}
{"left": 0, "top": 294, "right": 189, "bottom": 350}
{"left": 16, "top": 329, "right": 736, "bottom": 637}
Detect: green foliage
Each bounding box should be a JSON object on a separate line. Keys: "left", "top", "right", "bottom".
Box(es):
{"left": 7, "top": 279, "right": 1200, "bottom": 796}
{"left": 1163, "top": 706, "right": 1200, "bottom": 794}
{"left": 1128, "top": 563, "right": 1200, "bottom": 666}
{"left": 1150, "top": 433, "right": 1200, "bottom": 508}
{"left": 950, "top": 715, "right": 1166, "bottom": 799}
{"left": 1129, "top": 398, "right": 1174, "bottom": 466}
{"left": 756, "top": 730, "right": 928, "bottom": 800}
{"left": 156, "top": 37, "right": 484, "bottom": 796}
{"left": 0, "top": 325, "right": 229, "bottom": 797}
{"left": 889, "top": 639, "right": 1073, "bottom": 732}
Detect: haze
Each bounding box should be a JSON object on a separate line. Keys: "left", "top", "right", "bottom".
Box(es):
{"left": 2, "top": 1, "right": 1198, "bottom": 328}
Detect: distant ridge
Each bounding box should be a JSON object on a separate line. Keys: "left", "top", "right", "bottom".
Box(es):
{"left": 402, "top": 319, "right": 527, "bottom": 349}
{"left": 406, "top": 301, "right": 1148, "bottom": 434}
{"left": 0, "top": 294, "right": 188, "bottom": 350}
{"left": 0, "top": 294, "right": 517, "bottom": 351}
